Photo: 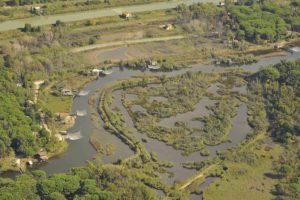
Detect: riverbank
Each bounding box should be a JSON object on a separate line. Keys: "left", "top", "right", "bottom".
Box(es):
{"left": 0, "top": 141, "right": 68, "bottom": 175}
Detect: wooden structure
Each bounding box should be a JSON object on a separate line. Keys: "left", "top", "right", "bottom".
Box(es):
{"left": 163, "top": 24, "right": 174, "bottom": 31}
{"left": 120, "top": 11, "right": 132, "bottom": 19}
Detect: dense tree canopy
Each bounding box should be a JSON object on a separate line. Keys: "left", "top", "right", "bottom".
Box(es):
{"left": 227, "top": 0, "right": 300, "bottom": 42}
{"left": 250, "top": 60, "right": 300, "bottom": 143}
{"left": 0, "top": 162, "right": 162, "bottom": 200}
{"left": 0, "top": 53, "right": 62, "bottom": 158}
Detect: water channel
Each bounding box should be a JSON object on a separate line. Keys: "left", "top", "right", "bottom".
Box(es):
{"left": 2, "top": 49, "right": 300, "bottom": 198}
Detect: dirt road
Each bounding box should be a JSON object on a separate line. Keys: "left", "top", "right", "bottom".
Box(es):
{"left": 71, "top": 35, "right": 185, "bottom": 53}
{"left": 0, "top": 0, "right": 219, "bottom": 32}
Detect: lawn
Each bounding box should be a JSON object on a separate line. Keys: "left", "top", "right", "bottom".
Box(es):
{"left": 45, "top": 95, "right": 72, "bottom": 114}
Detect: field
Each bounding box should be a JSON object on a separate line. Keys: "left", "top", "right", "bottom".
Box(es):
{"left": 204, "top": 141, "right": 282, "bottom": 200}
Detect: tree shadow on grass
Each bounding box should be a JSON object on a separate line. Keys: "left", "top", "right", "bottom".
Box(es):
{"left": 264, "top": 172, "right": 283, "bottom": 179}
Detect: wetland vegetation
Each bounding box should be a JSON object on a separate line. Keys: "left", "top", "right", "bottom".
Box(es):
{"left": 0, "top": 0, "right": 299, "bottom": 199}
{"left": 121, "top": 70, "right": 247, "bottom": 155}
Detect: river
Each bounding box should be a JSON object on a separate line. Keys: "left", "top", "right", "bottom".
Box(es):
{"left": 36, "top": 49, "right": 299, "bottom": 173}
{"left": 1, "top": 49, "right": 299, "bottom": 199}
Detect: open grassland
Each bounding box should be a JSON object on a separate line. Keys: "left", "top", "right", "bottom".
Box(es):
{"left": 204, "top": 142, "right": 282, "bottom": 200}
{"left": 42, "top": 95, "right": 72, "bottom": 114}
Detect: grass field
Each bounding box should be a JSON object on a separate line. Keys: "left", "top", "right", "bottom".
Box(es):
{"left": 45, "top": 95, "right": 72, "bottom": 114}
{"left": 203, "top": 141, "right": 282, "bottom": 200}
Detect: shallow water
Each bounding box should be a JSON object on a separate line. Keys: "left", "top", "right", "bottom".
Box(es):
{"left": 159, "top": 97, "right": 214, "bottom": 130}
{"left": 2, "top": 49, "right": 299, "bottom": 184}
{"left": 148, "top": 96, "right": 168, "bottom": 102}
{"left": 189, "top": 177, "right": 220, "bottom": 200}
{"left": 126, "top": 93, "right": 138, "bottom": 100}
{"left": 112, "top": 90, "right": 201, "bottom": 183}
{"left": 111, "top": 90, "right": 250, "bottom": 184}
{"left": 290, "top": 46, "right": 300, "bottom": 52}
{"left": 78, "top": 90, "right": 90, "bottom": 96}
{"left": 232, "top": 85, "right": 247, "bottom": 95}
{"left": 190, "top": 193, "right": 202, "bottom": 200}
{"left": 76, "top": 109, "right": 88, "bottom": 116}
{"left": 67, "top": 131, "right": 83, "bottom": 141}
{"left": 131, "top": 104, "right": 146, "bottom": 112}
{"left": 205, "top": 103, "right": 251, "bottom": 157}
{"left": 206, "top": 83, "right": 221, "bottom": 94}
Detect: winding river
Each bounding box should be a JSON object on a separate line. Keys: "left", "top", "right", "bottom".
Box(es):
{"left": 38, "top": 49, "right": 300, "bottom": 173}
{"left": 2, "top": 48, "right": 300, "bottom": 198}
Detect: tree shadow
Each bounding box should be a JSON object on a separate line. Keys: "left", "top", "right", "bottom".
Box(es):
{"left": 264, "top": 172, "right": 282, "bottom": 179}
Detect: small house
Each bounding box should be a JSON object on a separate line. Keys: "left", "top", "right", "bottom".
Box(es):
{"left": 35, "top": 153, "right": 49, "bottom": 161}
{"left": 31, "top": 6, "right": 43, "bottom": 15}
{"left": 274, "top": 43, "right": 284, "bottom": 49}
{"left": 120, "top": 11, "right": 132, "bottom": 19}
{"left": 150, "top": 60, "right": 157, "bottom": 66}
{"left": 163, "top": 24, "right": 174, "bottom": 31}
{"left": 57, "top": 112, "right": 76, "bottom": 125}
{"left": 147, "top": 60, "right": 160, "bottom": 70}
{"left": 27, "top": 160, "right": 33, "bottom": 166}
{"left": 31, "top": 6, "right": 41, "bottom": 11}
{"left": 219, "top": 1, "right": 225, "bottom": 6}
{"left": 61, "top": 88, "right": 73, "bottom": 96}
{"left": 57, "top": 112, "right": 69, "bottom": 121}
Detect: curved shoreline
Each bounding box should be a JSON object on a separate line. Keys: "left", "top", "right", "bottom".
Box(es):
{"left": 33, "top": 50, "right": 300, "bottom": 173}
{"left": 1, "top": 49, "right": 299, "bottom": 197}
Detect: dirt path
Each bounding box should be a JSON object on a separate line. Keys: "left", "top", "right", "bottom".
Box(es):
{"left": 179, "top": 133, "right": 267, "bottom": 190}
{"left": 179, "top": 164, "right": 217, "bottom": 190}
{"left": 71, "top": 35, "right": 185, "bottom": 53}
{"left": 33, "top": 80, "right": 45, "bottom": 103}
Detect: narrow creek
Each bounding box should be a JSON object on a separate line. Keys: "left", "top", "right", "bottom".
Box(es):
{"left": 189, "top": 177, "right": 221, "bottom": 200}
